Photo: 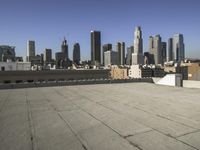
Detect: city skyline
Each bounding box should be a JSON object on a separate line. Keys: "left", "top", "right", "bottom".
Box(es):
{"left": 0, "top": 0, "right": 200, "bottom": 60}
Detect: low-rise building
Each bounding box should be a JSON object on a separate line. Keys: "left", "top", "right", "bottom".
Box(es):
{"left": 129, "top": 65, "right": 152, "bottom": 78}
{"left": 165, "top": 65, "right": 188, "bottom": 80}
{"left": 111, "top": 66, "right": 128, "bottom": 79}
{"left": 0, "top": 62, "right": 31, "bottom": 71}
{"left": 181, "top": 63, "right": 200, "bottom": 80}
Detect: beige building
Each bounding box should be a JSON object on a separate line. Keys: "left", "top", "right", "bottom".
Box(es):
{"left": 111, "top": 66, "right": 128, "bottom": 79}
{"left": 181, "top": 63, "right": 200, "bottom": 80}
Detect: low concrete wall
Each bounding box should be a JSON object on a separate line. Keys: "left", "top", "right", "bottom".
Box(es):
{"left": 152, "top": 77, "right": 161, "bottom": 83}
{"left": 156, "top": 74, "right": 182, "bottom": 87}
{"left": 0, "top": 78, "right": 153, "bottom": 90}
{"left": 183, "top": 80, "right": 200, "bottom": 89}
{"left": 0, "top": 69, "right": 110, "bottom": 83}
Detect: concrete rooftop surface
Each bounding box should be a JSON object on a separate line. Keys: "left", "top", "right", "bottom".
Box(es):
{"left": 0, "top": 83, "right": 200, "bottom": 150}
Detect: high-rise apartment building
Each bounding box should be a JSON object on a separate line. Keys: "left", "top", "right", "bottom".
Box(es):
{"left": 116, "top": 42, "right": 125, "bottom": 65}
{"left": 102, "top": 43, "right": 112, "bottom": 65}
{"left": 149, "top": 35, "right": 162, "bottom": 65}
{"left": 44, "top": 49, "right": 52, "bottom": 64}
{"left": 26, "top": 40, "right": 35, "bottom": 62}
{"left": 91, "top": 31, "right": 101, "bottom": 65}
{"left": 73, "top": 43, "right": 80, "bottom": 64}
{"left": 61, "top": 37, "right": 68, "bottom": 60}
{"left": 132, "top": 26, "right": 143, "bottom": 65}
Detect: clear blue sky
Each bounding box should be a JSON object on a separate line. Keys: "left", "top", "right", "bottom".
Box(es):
{"left": 0, "top": 0, "right": 200, "bottom": 60}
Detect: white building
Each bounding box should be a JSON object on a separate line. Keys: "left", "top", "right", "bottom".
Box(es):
{"left": 0, "top": 62, "right": 31, "bottom": 71}
{"left": 129, "top": 65, "right": 152, "bottom": 78}
{"left": 132, "top": 53, "right": 143, "bottom": 65}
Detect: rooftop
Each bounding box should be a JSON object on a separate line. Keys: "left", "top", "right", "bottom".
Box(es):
{"left": 0, "top": 83, "right": 200, "bottom": 150}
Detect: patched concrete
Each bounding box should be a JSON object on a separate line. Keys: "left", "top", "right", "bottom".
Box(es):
{"left": 0, "top": 83, "right": 200, "bottom": 150}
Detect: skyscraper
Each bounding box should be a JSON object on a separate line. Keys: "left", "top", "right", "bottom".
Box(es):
{"left": 91, "top": 31, "right": 101, "bottom": 65}
{"left": 161, "top": 42, "right": 167, "bottom": 64}
{"left": 61, "top": 37, "right": 68, "bottom": 60}
{"left": 134, "top": 26, "right": 143, "bottom": 54}
{"left": 168, "top": 38, "right": 173, "bottom": 62}
{"left": 173, "top": 34, "right": 185, "bottom": 62}
{"left": 26, "top": 40, "right": 35, "bottom": 62}
{"left": 168, "top": 34, "right": 185, "bottom": 62}
{"left": 102, "top": 43, "right": 112, "bottom": 65}
{"left": 132, "top": 26, "right": 143, "bottom": 65}
{"left": 104, "top": 50, "right": 118, "bottom": 67}
{"left": 126, "top": 46, "right": 134, "bottom": 65}
{"left": 73, "top": 43, "right": 81, "bottom": 64}
{"left": 44, "top": 49, "right": 52, "bottom": 64}
{"left": 116, "top": 42, "right": 125, "bottom": 65}
{"left": 149, "top": 35, "right": 162, "bottom": 65}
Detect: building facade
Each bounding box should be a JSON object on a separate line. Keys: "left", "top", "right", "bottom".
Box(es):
{"left": 0, "top": 45, "right": 16, "bottom": 62}
{"left": 149, "top": 35, "right": 162, "bottom": 65}
{"left": 129, "top": 65, "right": 152, "bottom": 78}
{"left": 102, "top": 43, "right": 112, "bottom": 65}
{"left": 73, "top": 43, "right": 80, "bottom": 64}
{"left": 173, "top": 34, "right": 185, "bottom": 62}
{"left": 111, "top": 66, "right": 128, "bottom": 79}
{"left": 168, "top": 34, "right": 185, "bottom": 62}
{"left": 44, "top": 49, "right": 52, "bottom": 64}
{"left": 0, "top": 62, "right": 31, "bottom": 71}
{"left": 132, "top": 26, "right": 143, "bottom": 64}
{"left": 91, "top": 31, "right": 101, "bottom": 65}
{"left": 134, "top": 26, "right": 143, "bottom": 54}
{"left": 104, "top": 51, "right": 118, "bottom": 67}
{"left": 161, "top": 42, "right": 167, "bottom": 65}
{"left": 116, "top": 42, "right": 125, "bottom": 65}
{"left": 61, "top": 38, "right": 69, "bottom": 61}
{"left": 126, "top": 46, "right": 134, "bottom": 65}
{"left": 55, "top": 52, "right": 65, "bottom": 69}
{"left": 168, "top": 38, "right": 173, "bottom": 62}
{"left": 26, "top": 41, "right": 35, "bottom": 62}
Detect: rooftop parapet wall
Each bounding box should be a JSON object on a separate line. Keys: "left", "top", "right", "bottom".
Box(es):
{"left": 0, "top": 70, "right": 110, "bottom": 83}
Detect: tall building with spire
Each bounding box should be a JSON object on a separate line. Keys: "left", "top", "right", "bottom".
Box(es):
{"left": 91, "top": 31, "right": 101, "bottom": 65}
{"left": 61, "top": 37, "right": 68, "bottom": 60}
{"left": 134, "top": 26, "right": 143, "bottom": 54}
{"left": 132, "top": 26, "right": 143, "bottom": 65}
